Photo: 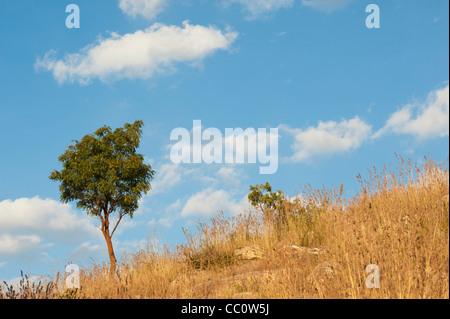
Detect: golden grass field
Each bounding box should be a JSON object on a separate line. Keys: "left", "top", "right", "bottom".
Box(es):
{"left": 1, "top": 155, "right": 449, "bottom": 299}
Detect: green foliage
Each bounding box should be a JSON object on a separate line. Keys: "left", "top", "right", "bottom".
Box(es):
{"left": 49, "top": 120, "right": 155, "bottom": 267}
{"left": 186, "top": 247, "right": 237, "bottom": 270}
{"left": 50, "top": 120, "right": 154, "bottom": 220}
{"left": 248, "top": 182, "right": 284, "bottom": 212}
{"left": 248, "top": 182, "right": 288, "bottom": 231}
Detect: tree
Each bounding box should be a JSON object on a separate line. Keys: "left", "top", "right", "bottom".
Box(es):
{"left": 50, "top": 120, "right": 155, "bottom": 271}
{"left": 248, "top": 182, "right": 284, "bottom": 221}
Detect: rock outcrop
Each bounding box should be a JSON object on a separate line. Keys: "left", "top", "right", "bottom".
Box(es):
{"left": 234, "top": 245, "right": 266, "bottom": 260}
{"left": 167, "top": 244, "right": 336, "bottom": 298}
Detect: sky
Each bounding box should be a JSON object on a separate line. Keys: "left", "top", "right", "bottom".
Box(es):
{"left": 0, "top": 0, "right": 448, "bottom": 284}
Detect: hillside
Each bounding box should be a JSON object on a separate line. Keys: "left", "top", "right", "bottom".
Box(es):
{"left": 1, "top": 155, "right": 449, "bottom": 299}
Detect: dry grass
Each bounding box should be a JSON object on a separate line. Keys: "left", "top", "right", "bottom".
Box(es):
{"left": 1, "top": 155, "right": 448, "bottom": 299}
{"left": 0, "top": 271, "right": 57, "bottom": 299}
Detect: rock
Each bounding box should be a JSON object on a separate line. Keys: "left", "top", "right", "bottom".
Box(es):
{"left": 234, "top": 246, "right": 266, "bottom": 260}
{"left": 280, "top": 245, "right": 323, "bottom": 257}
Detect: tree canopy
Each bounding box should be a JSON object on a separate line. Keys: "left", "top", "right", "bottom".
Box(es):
{"left": 248, "top": 182, "right": 284, "bottom": 213}
{"left": 50, "top": 120, "right": 155, "bottom": 269}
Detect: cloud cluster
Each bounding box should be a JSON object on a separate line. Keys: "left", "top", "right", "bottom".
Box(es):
{"left": 0, "top": 197, "right": 100, "bottom": 262}
{"left": 0, "top": 235, "right": 42, "bottom": 256}
{"left": 181, "top": 188, "right": 250, "bottom": 217}
{"left": 36, "top": 21, "right": 238, "bottom": 84}
{"left": 150, "top": 163, "right": 185, "bottom": 195}
{"left": 142, "top": 159, "right": 252, "bottom": 226}
{"left": 119, "top": 0, "right": 168, "bottom": 20}
{"left": 280, "top": 85, "right": 449, "bottom": 162}
{"left": 373, "top": 85, "right": 449, "bottom": 140}
{"left": 280, "top": 116, "right": 372, "bottom": 162}
{"left": 148, "top": 85, "right": 448, "bottom": 224}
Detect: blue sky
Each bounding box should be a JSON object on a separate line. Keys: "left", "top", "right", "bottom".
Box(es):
{"left": 0, "top": 0, "right": 448, "bottom": 283}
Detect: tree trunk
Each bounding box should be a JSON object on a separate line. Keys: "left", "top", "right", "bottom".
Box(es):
{"left": 101, "top": 215, "right": 117, "bottom": 275}
{"left": 103, "top": 232, "right": 117, "bottom": 273}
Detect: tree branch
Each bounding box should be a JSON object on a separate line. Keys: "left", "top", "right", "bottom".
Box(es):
{"left": 110, "top": 211, "right": 125, "bottom": 238}
{"left": 107, "top": 195, "right": 119, "bottom": 215}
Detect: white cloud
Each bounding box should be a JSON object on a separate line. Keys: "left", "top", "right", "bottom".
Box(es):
{"left": 301, "top": 0, "right": 354, "bottom": 12}
{"left": 181, "top": 188, "right": 250, "bottom": 217}
{"left": 119, "top": 0, "right": 168, "bottom": 20}
{"left": 0, "top": 197, "right": 99, "bottom": 242}
{"left": 0, "top": 235, "right": 42, "bottom": 255}
{"left": 0, "top": 197, "right": 100, "bottom": 260}
{"left": 36, "top": 21, "right": 238, "bottom": 84}
{"left": 140, "top": 160, "right": 253, "bottom": 228}
{"left": 373, "top": 85, "right": 449, "bottom": 140}
{"left": 151, "top": 163, "right": 183, "bottom": 194}
{"left": 215, "top": 166, "right": 244, "bottom": 186}
{"left": 226, "top": 0, "right": 295, "bottom": 19}
{"left": 280, "top": 116, "right": 372, "bottom": 162}
{"left": 148, "top": 161, "right": 215, "bottom": 195}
